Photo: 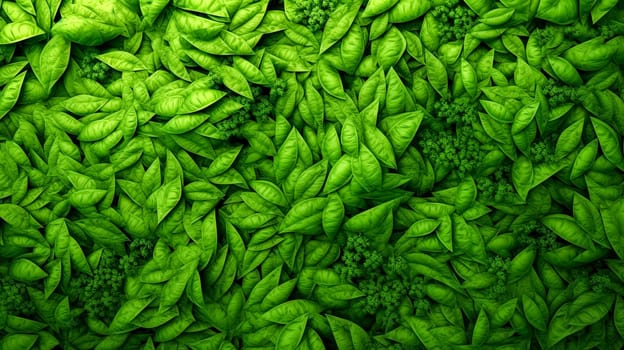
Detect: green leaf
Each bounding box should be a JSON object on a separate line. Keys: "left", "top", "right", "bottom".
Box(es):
{"left": 276, "top": 315, "right": 308, "bottom": 350}
{"left": 425, "top": 49, "right": 448, "bottom": 97}
{"left": 327, "top": 314, "right": 370, "bottom": 350}
{"left": 37, "top": 35, "right": 70, "bottom": 94}
{"left": 317, "top": 59, "right": 344, "bottom": 99}
{"left": 0, "top": 22, "right": 45, "bottom": 44}
{"left": 0, "top": 203, "right": 33, "bottom": 228}
{"left": 522, "top": 294, "right": 549, "bottom": 331}
{"left": 110, "top": 297, "right": 156, "bottom": 333}
{"left": 10, "top": 259, "right": 48, "bottom": 282}
{"left": 220, "top": 65, "right": 253, "bottom": 99}
{"left": 376, "top": 26, "right": 406, "bottom": 70}
{"left": 351, "top": 145, "right": 382, "bottom": 192}
{"left": 591, "top": 117, "right": 624, "bottom": 171}
{"left": 262, "top": 300, "right": 322, "bottom": 324}
{"left": 97, "top": 51, "right": 148, "bottom": 72}
{"left": 280, "top": 197, "right": 327, "bottom": 235}
{"left": 542, "top": 214, "right": 594, "bottom": 250}
{"left": 0, "top": 72, "right": 26, "bottom": 121}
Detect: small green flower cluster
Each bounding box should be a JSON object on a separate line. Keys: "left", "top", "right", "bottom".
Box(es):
{"left": 216, "top": 86, "right": 275, "bottom": 139}
{"left": 560, "top": 21, "right": 622, "bottom": 41}
{"left": 598, "top": 23, "right": 624, "bottom": 39}
{"left": 294, "top": 0, "right": 337, "bottom": 32}
{"left": 589, "top": 270, "right": 614, "bottom": 294}
{"left": 513, "top": 220, "right": 561, "bottom": 252}
{"left": 476, "top": 164, "right": 516, "bottom": 203}
{"left": 204, "top": 72, "right": 223, "bottom": 89}
{"left": 559, "top": 23, "right": 600, "bottom": 42}
{"left": 68, "top": 249, "right": 126, "bottom": 323}
{"left": 485, "top": 256, "right": 511, "bottom": 300}
{"left": 358, "top": 276, "right": 407, "bottom": 316}
{"left": 528, "top": 133, "right": 558, "bottom": 164}
{"left": 431, "top": 0, "right": 477, "bottom": 44}
{"left": 406, "top": 276, "right": 430, "bottom": 316}
{"left": 368, "top": 339, "right": 409, "bottom": 350}
{"left": 335, "top": 233, "right": 383, "bottom": 281}
{"left": 77, "top": 47, "right": 114, "bottom": 84}
{"left": 270, "top": 78, "right": 288, "bottom": 99}
{"left": 335, "top": 233, "right": 431, "bottom": 330}
{"left": 542, "top": 79, "right": 579, "bottom": 107}
{"left": 0, "top": 275, "right": 36, "bottom": 316}
{"left": 433, "top": 98, "right": 480, "bottom": 126}
{"left": 419, "top": 125, "right": 484, "bottom": 178}
{"left": 534, "top": 26, "right": 567, "bottom": 47}
{"left": 120, "top": 239, "right": 154, "bottom": 276}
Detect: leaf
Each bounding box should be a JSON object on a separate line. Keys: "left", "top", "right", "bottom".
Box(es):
{"left": 523, "top": 294, "right": 549, "bottom": 331}
{"left": 75, "top": 219, "right": 129, "bottom": 254}
{"left": 275, "top": 128, "right": 299, "bottom": 184}
{"left": 10, "top": 258, "right": 48, "bottom": 282}
{"left": 379, "top": 111, "right": 424, "bottom": 157}
{"left": 344, "top": 199, "right": 399, "bottom": 233}
{"left": 262, "top": 300, "right": 322, "bottom": 324}
{"left": 405, "top": 219, "right": 440, "bottom": 237}
{"left": 0, "top": 22, "right": 45, "bottom": 44}
{"left": 317, "top": 59, "right": 344, "bottom": 99}
{"left": 320, "top": 1, "right": 361, "bottom": 53}
{"left": 160, "top": 264, "right": 196, "bottom": 311}
{"left": 591, "top": 117, "right": 624, "bottom": 171}
{"left": 250, "top": 180, "right": 288, "bottom": 207}
{"left": 327, "top": 314, "right": 370, "bottom": 350}
{"left": 0, "top": 203, "right": 33, "bottom": 228}
{"left": 0, "top": 72, "right": 26, "bottom": 121}
{"left": 567, "top": 292, "right": 614, "bottom": 327}
{"left": 377, "top": 26, "right": 406, "bottom": 69}
{"left": 351, "top": 145, "right": 382, "bottom": 192}
{"left": 512, "top": 156, "right": 534, "bottom": 201}
{"left": 555, "top": 118, "right": 584, "bottom": 159}
{"left": 97, "top": 51, "right": 148, "bottom": 71}
{"left": 109, "top": 297, "right": 156, "bottom": 333}
{"left": 52, "top": 16, "right": 124, "bottom": 46}
{"left": 507, "top": 245, "right": 536, "bottom": 283}
{"left": 601, "top": 200, "right": 624, "bottom": 260}
{"left": 156, "top": 181, "right": 182, "bottom": 225}
{"left": 425, "top": 49, "right": 448, "bottom": 97}
{"left": 542, "top": 214, "right": 594, "bottom": 249}
{"left": 363, "top": 124, "right": 397, "bottom": 169}
{"left": 322, "top": 193, "right": 345, "bottom": 240}
{"left": 547, "top": 304, "right": 585, "bottom": 348}
{"left": 205, "top": 145, "right": 243, "bottom": 177}
{"left": 472, "top": 308, "right": 489, "bottom": 346}
{"left": 38, "top": 35, "right": 70, "bottom": 94}
{"left": 78, "top": 118, "right": 121, "bottom": 142}
{"left": 276, "top": 315, "right": 308, "bottom": 350}
{"left": 178, "top": 89, "right": 227, "bottom": 114}
{"left": 280, "top": 197, "right": 327, "bottom": 235}
{"left": 362, "top": 0, "right": 399, "bottom": 17}
{"left": 294, "top": 160, "right": 328, "bottom": 201}
{"left": 220, "top": 65, "right": 253, "bottom": 99}
{"left": 0, "top": 334, "right": 38, "bottom": 350}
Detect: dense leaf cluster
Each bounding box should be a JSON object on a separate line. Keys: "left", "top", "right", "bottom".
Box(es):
{"left": 67, "top": 250, "right": 126, "bottom": 323}
{"left": 542, "top": 79, "right": 579, "bottom": 107}
{"left": 294, "top": 0, "right": 338, "bottom": 32}
{"left": 76, "top": 47, "right": 116, "bottom": 84}
{"left": 0, "top": 0, "right": 624, "bottom": 349}
{"left": 476, "top": 164, "right": 517, "bottom": 203}
{"left": 335, "top": 233, "right": 430, "bottom": 331}
{"left": 431, "top": 0, "right": 477, "bottom": 44}
{"left": 0, "top": 275, "right": 36, "bottom": 316}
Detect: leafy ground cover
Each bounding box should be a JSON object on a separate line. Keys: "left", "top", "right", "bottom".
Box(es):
{"left": 0, "top": 0, "right": 624, "bottom": 349}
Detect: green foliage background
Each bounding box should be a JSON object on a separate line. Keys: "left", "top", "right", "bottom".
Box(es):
{"left": 0, "top": 0, "right": 624, "bottom": 349}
